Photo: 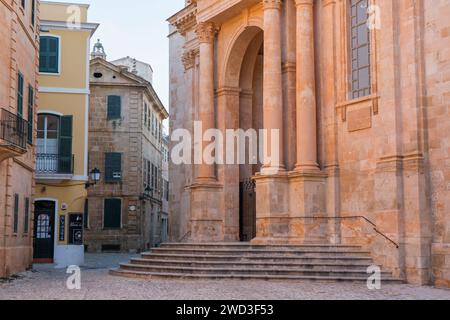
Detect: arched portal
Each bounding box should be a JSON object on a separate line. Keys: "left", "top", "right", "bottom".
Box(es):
{"left": 222, "top": 26, "right": 264, "bottom": 241}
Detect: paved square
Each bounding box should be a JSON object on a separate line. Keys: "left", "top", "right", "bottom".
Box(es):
{"left": 1, "top": 254, "right": 449, "bottom": 300}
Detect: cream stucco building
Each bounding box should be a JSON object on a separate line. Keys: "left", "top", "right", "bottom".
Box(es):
{"left": 34, "top": 1, "right": 97, "bottom": 266}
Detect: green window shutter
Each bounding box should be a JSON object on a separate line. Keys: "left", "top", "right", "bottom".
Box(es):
{"left": 24, "top": 197, "right": 30, "bottom": 233}
{"left": 39, "top": 36, "right": 59, "bottom": 73}
{"left": 105, "top": 153, "right": 122, "bottom": 182}
{"left": 27, "top": 85, "right": 34, "bottom": 144}
{"left": 31, "top": 0, "right": 35, "bottom": 26}
{"left": 84, "top": 199, "right": 89, "bottom": 229}
{"left": 104, "top": 199, "right": 121, "bottom": 229}
{"left": 17, "top": 73, "right": 24, "bottom": 117}
{"left": 59, "top": 116, "right": 73, "bottom": 174}
{"left": 13, "top": 194, "right": 19, "bottom": 234}
{"left": 107, "top": 96, "right": 121, "bottom": 120}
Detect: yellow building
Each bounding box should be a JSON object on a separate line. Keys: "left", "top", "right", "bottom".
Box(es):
{"left": 34, "top": 1, "right": 97, "bottom": 266}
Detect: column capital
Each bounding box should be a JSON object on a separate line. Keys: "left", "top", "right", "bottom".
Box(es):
{"left": 294, "top": 0, "right": 314, "bottom": 7}
{"left": 263, "top": 0, "right": 282, "bottom": 10}
{"left": 195, "top": 22, "right": 216, "bottom": 44}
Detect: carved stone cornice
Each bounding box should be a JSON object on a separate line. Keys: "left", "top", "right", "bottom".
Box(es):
{"left": 182, "top": 48, "right": 199, "bottom": 71}
{"left": 263, "top": 0, "right": 282, "bottom": 10}
{"left": 168, "top": 3, "right": 197, "bottom": 36}
{"left": 195, "top": 22, "right": 216, "bottom": 44}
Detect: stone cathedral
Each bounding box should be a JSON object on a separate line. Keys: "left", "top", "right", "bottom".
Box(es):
{"left": 166, "top": 0, "right": 450, "bottom": 287}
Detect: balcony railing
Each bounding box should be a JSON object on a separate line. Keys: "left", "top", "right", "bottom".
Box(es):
{"left": 36, "top": 154, "right": 74, "bottom": 175}
{"left": 0, "top": 108, "right": 28, "bottom": 150}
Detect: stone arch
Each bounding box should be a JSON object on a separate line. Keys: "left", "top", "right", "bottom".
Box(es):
{"left": 221, "top": 25, "right": 264, "bottom": 89}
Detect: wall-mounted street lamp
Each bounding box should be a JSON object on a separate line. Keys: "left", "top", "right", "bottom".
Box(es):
{"left": 85, "top": 168, "right": 101, "bottom": 189}
{"left": 140, "top": 185, "right": 153, "bottom": 200}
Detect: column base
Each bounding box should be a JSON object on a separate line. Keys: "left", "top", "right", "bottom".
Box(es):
{"left": 254, "top": 173, "right": 290, "bottom": 241}
{"left": 288, "top": 170, "right": 328, "bottom": 244}
{"left": 188, "top": 182, "right": 224, "bottom": 242}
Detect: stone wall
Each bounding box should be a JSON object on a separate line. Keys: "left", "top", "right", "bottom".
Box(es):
{"left": 0, "top": 0, "right": 39, "bottom": 278}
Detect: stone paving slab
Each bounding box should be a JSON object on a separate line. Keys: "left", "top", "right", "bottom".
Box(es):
{"left": 0, "top": 254, "right": 449, "bottom": 300}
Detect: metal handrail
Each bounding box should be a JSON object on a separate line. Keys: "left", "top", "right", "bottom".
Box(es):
{"left": 293, "top": 216, "right": 400, "bottom": 249}
{"left": 0, "top": 108, "right": 28, "bottom": 149}
{"left": 36, "top": 153, "right": 74, "bottom": 174}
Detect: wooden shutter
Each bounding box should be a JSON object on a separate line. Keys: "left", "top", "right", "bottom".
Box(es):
{"left": 24, "top": 197, "right": 30, "bottom": 233}
{"left": 13, "top": 194, "right": 19, "bottom": 234}
{"left": 107, "top": 96, "right": 121, "bottom": 120}
{"left": 27, "top": 85, "right": 34, "bottom": 144}
{"left": 59, "top": 116, "right": 73, "bottom": 174}
{"left": 17, "top": 73, "right": 24, "bottom": 116}
{"left": 105, "top": 153, "right": 122, "bottom": 182}
{"left": 104, "top": 199, "right": 121, "bottom": 229}
{"left": 39, "top": 36, "right": 59, "bottom": 73}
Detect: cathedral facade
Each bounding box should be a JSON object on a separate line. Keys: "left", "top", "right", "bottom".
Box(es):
{"left": 168, "top": 0, "right": 450, "bottom": 287}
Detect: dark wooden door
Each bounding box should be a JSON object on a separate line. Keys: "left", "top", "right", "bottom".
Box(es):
{"left": 33, "top": 201, "right": 55, "bottom": 261}
{"left": 239, "top": 178, "right": 256, "bottom": 242}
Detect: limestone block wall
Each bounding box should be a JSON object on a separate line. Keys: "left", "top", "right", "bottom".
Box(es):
{"left": 0, "top": 0, "right": 39, "bottom": 278}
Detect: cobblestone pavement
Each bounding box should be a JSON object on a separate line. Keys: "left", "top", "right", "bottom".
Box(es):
{"left": 1, "top": 254, "right": 450, "bottom": 300}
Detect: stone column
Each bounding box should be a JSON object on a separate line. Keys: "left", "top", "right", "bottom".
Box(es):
{"left": 294, "top": 0, "right": 319, "bottom": 172}
{"left": 262, "top": 0, "right": 285, "bottom": 172}
{"left": 195, "top": 21, "right": 216, "bottom": 183}
{"left": 288, "top": 0, "right": 327, "bottom": 245}
{"left": 188, "top": 22, "right": 224, "bottom": 243}
{"left": 253, "top": 0, "right": 290, "bottom": 245}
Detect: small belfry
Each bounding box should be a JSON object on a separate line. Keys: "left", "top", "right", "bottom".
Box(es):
{"left": 91, "top": 39, "right": 107, "bottom": 60}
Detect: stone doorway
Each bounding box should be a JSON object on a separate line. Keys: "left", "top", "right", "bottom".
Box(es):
{"left": 230, "top": 27, "right": 264, "bottom": 242}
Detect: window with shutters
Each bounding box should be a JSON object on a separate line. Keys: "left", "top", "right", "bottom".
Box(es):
{"left": 31, "top": 0, "right": 36, "bottom": 26}
{"left": 107, "top": 95, "right": 121, "bottom": 120}
{"left": 27, "top": 85, "right": 34, "bottom": 144}
{"left": 104, "top": 199, "right": 121, "bottom": 229}
{"left": 17, "top": 73, "right": 24, "bottom": 117}
{"left": 105, "top": 152, "right": 122, "bottom": 182}
{"left": 39, "top": 36, "right": 60, "bottom": 74}
{"left": 144, "top": 103, "right": 148, "bottom": 127}
{"left": 24, "top": 197, "right": 30, "bottom": 234}
{"left": 36, "top": 114, "right": 73, "bottom": 175}
{"left": 13, "top": 194, "right": 19, "bottom": 234}
{"left": 348, "top": 0, "right": 371, "bottom": 99}
{"left": 84, "top": 199, "right": 89, "bottom": 229}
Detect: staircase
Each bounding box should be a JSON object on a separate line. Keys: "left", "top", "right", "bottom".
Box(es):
{"left": 110, "top": 243, "right": 402, "bottom": 282}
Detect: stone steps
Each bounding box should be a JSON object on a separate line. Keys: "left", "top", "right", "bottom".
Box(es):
{"left": 150, "top": 247, "right": 372, "bottom": 257}
{"left": 129, "top": 258, "right": 374, "bottom": 271}
{"left": 110, "top": 243, "right": 403, "bottom": 283}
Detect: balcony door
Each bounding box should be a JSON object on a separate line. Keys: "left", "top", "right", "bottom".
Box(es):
{"left": 37, "top": 114, "right": 60, "bottom": 173}
{"left": 36, "top": 114, "right": 73, "bottom": 175}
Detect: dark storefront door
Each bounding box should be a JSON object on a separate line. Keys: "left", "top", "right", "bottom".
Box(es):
{"left": 239, "top": 178, "right": 256, "bottom": 242}
{"left": 33, "top": 201, "right": 56, "bottom": 262}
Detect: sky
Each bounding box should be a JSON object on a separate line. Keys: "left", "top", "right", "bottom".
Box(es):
{"left": 56, "top": 0, "right": 185, "bottom": 110}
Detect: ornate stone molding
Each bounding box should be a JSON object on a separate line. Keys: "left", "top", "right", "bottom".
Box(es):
{"left": 263, "top": 0, "right": 282, "bottom": 10}
{"left": 182, "top": 48, "right": 199, "bottom": 71}
{"left": 195, "top": 22, "right": 216, "bottom": 43}
{"left": 168, "top": 3, "right": 197, "bottom": 36}
{"left": 294, "top": 0, "right": 314, "bottom": 6}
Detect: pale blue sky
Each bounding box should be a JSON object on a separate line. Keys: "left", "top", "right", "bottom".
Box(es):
{"left": 55, "top": 0, "right": 185, "bottom": 109}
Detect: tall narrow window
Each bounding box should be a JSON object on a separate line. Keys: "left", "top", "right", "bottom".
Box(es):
{"left": 24, "top": 197, "right": 30, "bottom": 234}
{"left": 349, "top": 0, "right": 371, "bottom": 99}
{"left": 17, "top": 73, "right": 24, "bottom": 117}
{"left": 105, "top": 152, "right": 122, "bottom": 182}
{"left": 27, "top": 85, "right": 34, "bottom": 144}
{"left": 107, "top": 96, "right": 121, "bottom": 120}
{"left": 13, "top": 194, "right": 19, "bottom": 234}
{"left": 104, "top": 199, "right": 121, "bottom": 229}
{"left": 31, "top": 0, "right": 36, "bottom": 26}
{"left": 39, "top": 36, "right": 59, "bottom": 74}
